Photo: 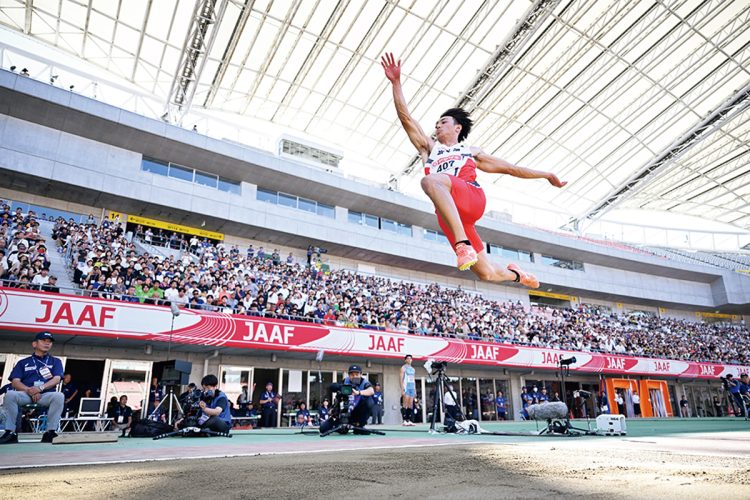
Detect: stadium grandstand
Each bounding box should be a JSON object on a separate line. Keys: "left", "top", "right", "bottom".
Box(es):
{"left": 0, "top": 1, "right": 749, "bottom": 496}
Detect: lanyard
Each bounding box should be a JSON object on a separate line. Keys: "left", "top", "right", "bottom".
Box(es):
{"left": 32, "top": 354, "right": 51, "bottom": 372}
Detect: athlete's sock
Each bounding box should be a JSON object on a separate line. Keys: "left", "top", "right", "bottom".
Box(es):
{"left": 454, "top": 240, "right": 472, "bottom": 249}
{"left": 508, "top": 269, "right": 521, "bottom": 283}
{"left": 400, "top": 407, "right": 407, "bottom": 422}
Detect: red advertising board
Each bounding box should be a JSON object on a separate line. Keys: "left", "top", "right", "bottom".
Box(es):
{"left": 0, "top": 287, "right": 746, "bottom": 378}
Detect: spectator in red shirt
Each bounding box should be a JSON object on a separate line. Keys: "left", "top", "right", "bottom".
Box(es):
{"left": 323, "top": 307, "right": 337, "bottom": 326}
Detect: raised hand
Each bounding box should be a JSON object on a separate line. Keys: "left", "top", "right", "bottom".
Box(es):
{"left": 381, "top": 52, "right": 401, "bottom": 83}
{"left": 546, "top": 173, "right": 568, "bottom": 188}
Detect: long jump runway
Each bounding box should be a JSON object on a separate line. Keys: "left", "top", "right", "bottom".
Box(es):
{"left": 1, "top": 420, "right": 748, "bottom": 499}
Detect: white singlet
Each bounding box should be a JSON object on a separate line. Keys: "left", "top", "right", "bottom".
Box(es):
{"left": 424, "top": 142, "right": 478, "bottom": 183}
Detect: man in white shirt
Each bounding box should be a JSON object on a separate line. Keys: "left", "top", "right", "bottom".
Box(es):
{"left": 164, "top": 281, "right": 181, "bottom": 303}
{"left": 31, "top": 268, "right": 50, "bottom": 288}
{"left": 632, "top": 391, "right": 641, "bottom": 417}
{"left": 444, "top": 385, "right": 460, "bottom": 423}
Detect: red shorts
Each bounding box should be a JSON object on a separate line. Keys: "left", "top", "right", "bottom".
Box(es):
{"left": 435, "top": 176, "right": 486, "bottom": 254}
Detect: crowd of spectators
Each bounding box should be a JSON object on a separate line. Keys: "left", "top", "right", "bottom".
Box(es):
{"left": 25, "top": 216, "right": 746, "bottom": 367}
{"left": 0, "top": 203, "right": 60, "bottom": 293}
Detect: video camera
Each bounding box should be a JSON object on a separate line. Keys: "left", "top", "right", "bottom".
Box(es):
{"left": 182, "top": 389, "right": 213, "bottom": 414}
{"left": 327, "top": 382, "right": 354, "bottom": 426}
{"left": 573, "top": 390, "right": 592, "bottom": 400}
{"left": 424, "top": 359, "right": 447, "bottom": 374}
{"left": 334, "top": 383, "right": 353, "bottom": 397}
{"left": 719, "top": 376, "right": 736, "bottom": 391}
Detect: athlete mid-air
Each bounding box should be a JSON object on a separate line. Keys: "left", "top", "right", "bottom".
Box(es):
{"left": 382, "top": 52, "right": 567, "bottom": 288}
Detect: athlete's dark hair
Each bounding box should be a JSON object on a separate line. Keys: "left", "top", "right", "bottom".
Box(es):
{"left": 440, "top": 107, "right": 473, "bottom": 142}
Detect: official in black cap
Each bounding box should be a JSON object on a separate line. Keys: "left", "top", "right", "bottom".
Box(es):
{"left": 0, "top": 331, "right": 65, "bottom": 444}
{"left": 259, "top": 381, "right": 281, "bottom": 428}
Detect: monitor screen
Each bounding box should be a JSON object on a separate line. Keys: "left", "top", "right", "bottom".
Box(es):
{"left": 78, "top": 397, "right": 101, "bottom": 416}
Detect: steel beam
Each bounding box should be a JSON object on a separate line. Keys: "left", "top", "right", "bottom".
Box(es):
{"left": 568, "top": 80, "right": 750, "bottom": 230}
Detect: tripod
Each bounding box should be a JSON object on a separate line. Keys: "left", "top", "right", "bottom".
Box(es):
{"left": 153, "top": 422, "right": 233, "bottom": 440}
{"left": 428, "top": 366, "right": 465, "bottom": 434}
{"left": 149, "top": 389, "right": 184, "bottom": 426}
{"left": 544, "top": 359, "right": 594, "bottom": 436}
{"left": 319, "top": 394, "right": 385, "bottom": 437}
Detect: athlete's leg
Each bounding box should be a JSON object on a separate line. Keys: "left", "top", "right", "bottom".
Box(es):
{"left": 470, "top": 251, "right": 517, "bottom": 282}
{"left": 402, "top": 395, "right": 414, "bottom": 424}
{"left": 471, "top": 251, "right": 540, "bottom": 288}
{"left": 421, "top": 174, "right": 468, "bottom": 243}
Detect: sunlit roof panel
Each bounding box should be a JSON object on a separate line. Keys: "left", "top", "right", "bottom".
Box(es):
{"left": 0, "top": 0, "right": 748, "bottom": 234}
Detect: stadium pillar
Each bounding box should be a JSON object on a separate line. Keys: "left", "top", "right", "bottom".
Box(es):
{"left": 381, "top": 369, "right": 401, "bottom": 425}
{"left": 509, "top": 374, "right": 525, "bottom": 421}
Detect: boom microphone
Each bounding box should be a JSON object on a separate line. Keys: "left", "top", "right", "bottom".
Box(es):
{"left": 526, "top": 402, "right": 569, "bottom": 421}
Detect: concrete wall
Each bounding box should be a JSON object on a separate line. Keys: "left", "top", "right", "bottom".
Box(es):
{"left": 1, "top": 71, "right": 749, "bottom": 312}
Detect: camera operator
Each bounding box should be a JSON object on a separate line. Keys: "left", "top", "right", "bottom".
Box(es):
{"left": 178, "top": 382, "right": 201, "bottom": 407}
{"left": 723, "top": 374, "right": 746, "bottom": 417}
{"left": 175, "top": 375, "right": 231, "bottom": 433}
{"left": 739, "top": 374, "right": 750, "bottom": 416}
{"left": 320, "top": 365, "right": 375, "bottom": 434}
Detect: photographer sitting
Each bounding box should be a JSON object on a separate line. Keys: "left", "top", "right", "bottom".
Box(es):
{"left": 320, "top": 365, "right": 374, "bottom": 435}
{"left": 175, "top": 375, "right": 231, "bottom": 434}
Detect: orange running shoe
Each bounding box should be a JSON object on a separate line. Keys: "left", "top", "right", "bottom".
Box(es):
{"left": 507, "top": 263, "right": 539, "bottom": 288}
{"left": 455, "top": 243, "right": 478, "bottom": 271}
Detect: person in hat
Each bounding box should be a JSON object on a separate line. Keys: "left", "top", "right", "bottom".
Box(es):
{"left": 0, "top": 332, "right": 65, "bottom": 444}
{"left": 41, "top": 275, "right": 60, "bottom": 294}
{"left": 259, "top": 382, "right": 281, "bottom": 428}
{"left": 320, "top": 365, "right": 374, "bottom": 435}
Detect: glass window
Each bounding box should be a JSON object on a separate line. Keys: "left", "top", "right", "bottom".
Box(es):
{"left": 397, "top": 223, "right": 412, "bottom": 237}
{"left": 364, "top": 214, "right": 379, "bottom": 228}
{"left": 501, "top": 247, "right": 518, "bottom": 260}
{"left": 541, "top": 255, "right": 584, "bottom": 271}
{"left": 218, "top": 177, "right": 241, "bottom": 195}
{"left": 281, "top": 370, "right": 308, "bottom": 426}
{"left": 195, "top": 170, "right": 218, "bottom": 188}
{"left": 381, "top": 219, "right": 397, "bottom": 232}
{"left": 317, "top": 203, "right": 335, "bottom": 219}
{"left": 168, "top": 163, "right": 194, "bottom": 182}
{"left": 141, "top": 158, "right": 169, "bottom": 176}
{"left": 278, "top": 192, "right": 297, "bottom": 209}
{"left": 298, "top": 197, "right": 317, "bottom": 214}
{"left": 490, "top": 244, "right": 534, "bottom": 263}
{"left": 257, "top": 189, "right": 278, "bottom": 204}
{"left": 349, "top": 211, "right": 363, "bottom": 224}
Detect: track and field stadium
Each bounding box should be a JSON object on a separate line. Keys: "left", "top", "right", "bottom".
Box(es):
{"left": 0, "top": 1, "right": 749, "bottom": 498}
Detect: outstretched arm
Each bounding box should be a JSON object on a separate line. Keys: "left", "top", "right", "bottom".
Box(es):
{"left": 473, "top": 148, "right": 567, "bottom": 188}
{"left": 381, "top": 53, "right": 433, "bottom": 160}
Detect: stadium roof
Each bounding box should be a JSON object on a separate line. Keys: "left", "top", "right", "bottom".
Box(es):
{"left": 0, "top": 0, "right": 749, "bottom": 234}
